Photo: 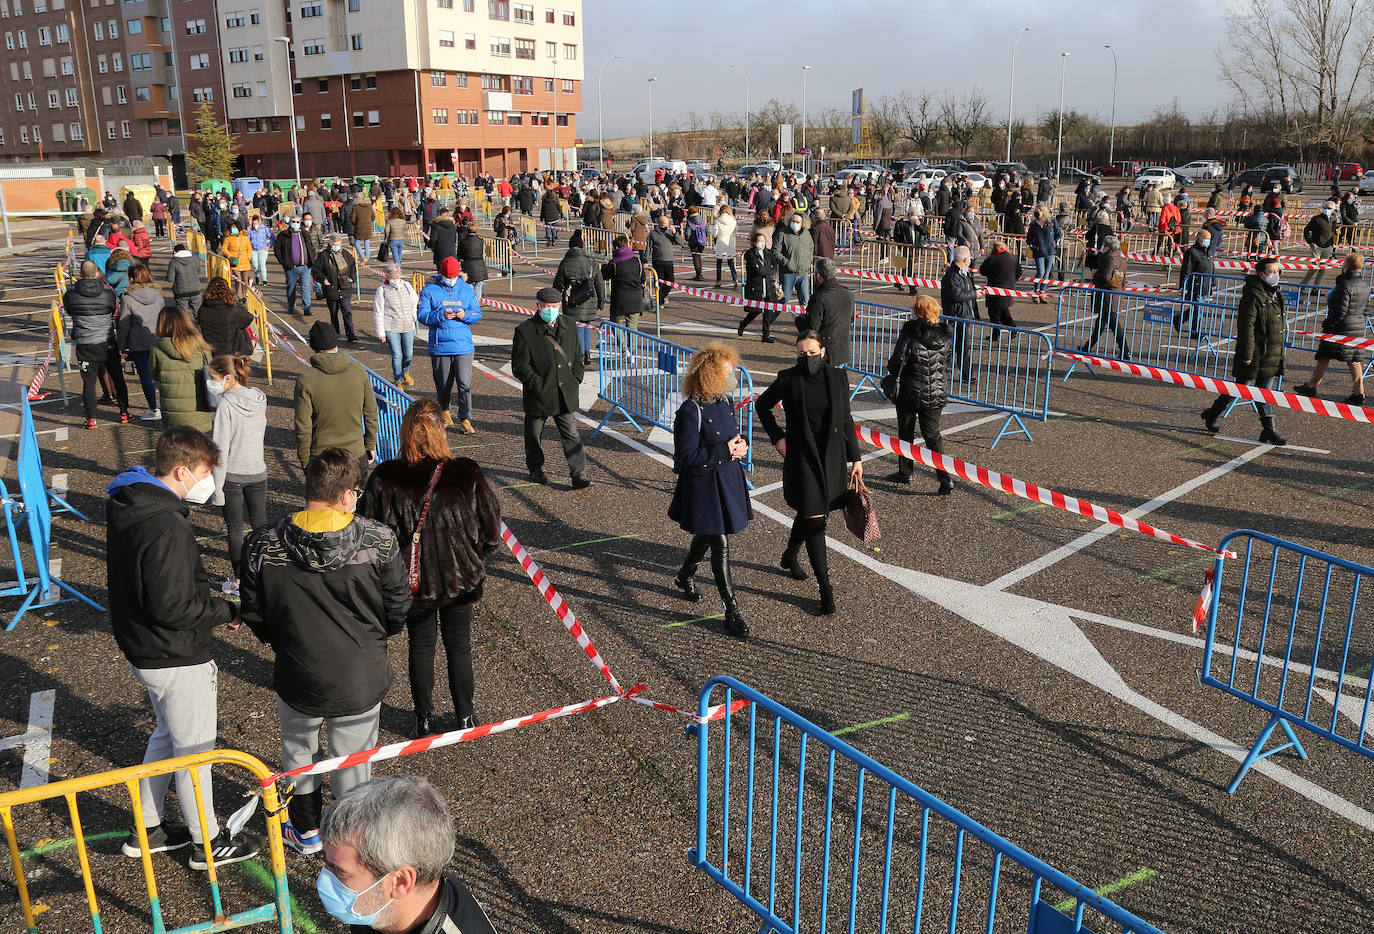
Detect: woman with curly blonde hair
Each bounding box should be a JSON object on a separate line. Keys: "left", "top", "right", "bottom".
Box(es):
{"left": 667, "top": 343, "right": 752, "bottom": 638}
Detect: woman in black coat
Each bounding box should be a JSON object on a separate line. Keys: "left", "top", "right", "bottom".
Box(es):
{"left": 539, "top": 184, "right": 563, "bottom": 245}
{"left": 361, "top": 398, "right": 503, "bottom": 737}
{"left": 756, "top": 330, "right": 863, "bottom": 616}
{"left": 195, "top": 276, "right": 255, "bottom": 357}
{"left": 978, "top": 241, "right": 1021, "bottom": 340}
{"left": 737, "top": 232, "right": 780, "bottom": 342}
{"left": 601, "top": 235, "right": 647, "bottom": 330}
{"left": 668, "top": 345, "right": 752, "bottom": 638}
{"left": 1295, "top": 252, "right": 1368, "bottom": 405}
{"left": 885, "top": 295, "right": 954, "bottom": 494}
{"left": 457, "top": 220, "right": 489, "bottom": 298}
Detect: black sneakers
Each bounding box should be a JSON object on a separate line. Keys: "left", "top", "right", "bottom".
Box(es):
{"left": 121, "top": 824, "right": 192, "bottom": 858}
{"left": 189, "top": 834, "right": 261, "bottom": 871}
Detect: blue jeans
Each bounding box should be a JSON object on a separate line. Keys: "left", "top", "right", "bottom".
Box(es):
{"left": 385, "top": 330, "right": 415, "bottom": 380}
{"left": 389, "top": 241, "right": 403, "bottom": 265}
{"left": 1033, "top": 255, "right": 1052, "bottom": 291}
{"left": 780, "top": 272, "right": 811, "bottom": 306}
{"left": 354, "top": 239, "right": 370, "bottom": 259}
{"left": 470, "top": 280, "right": 484, "bottom": 300}
{"left": 285, "top": 265, "right": 312, "bottom": 314}
{"left": 576, "top": 320, "right": 595, "bottom": 354}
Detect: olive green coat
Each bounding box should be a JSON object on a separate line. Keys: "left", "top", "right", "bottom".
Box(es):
{"left": 1234, "top": 275, "right": 1286, "bottom": 382}
{"left": 151, "top": 337, "right": 213, "bottom": 432}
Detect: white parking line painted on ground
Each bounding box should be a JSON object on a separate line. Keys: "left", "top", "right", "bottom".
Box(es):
{"left": 985, "top": 444, "right": 1272, "bottom": 592}
{"left": 0, "top": 690, "right": 55, "bottom": 788}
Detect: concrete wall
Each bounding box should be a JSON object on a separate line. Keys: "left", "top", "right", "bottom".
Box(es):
{"left": 1, "top": 167, "right": 174, "bottom": 213}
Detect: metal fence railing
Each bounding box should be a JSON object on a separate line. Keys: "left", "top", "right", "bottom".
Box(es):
{"left": 853, "top": 240, "right": 948, "bottom": 290}
{"left": 691, "top": 677, "right": 1170, "bottom": 934}
{"left": 1200, "top": 530, "right": 1374, "bottom": 793}
{"left": 360, "top": 361, "right": 413, "bottom": 463}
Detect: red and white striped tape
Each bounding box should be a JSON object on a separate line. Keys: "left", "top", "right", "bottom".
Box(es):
{"left": 1218, "top": 249, "right": 1341, "bottom": 265}
{"left": 662, "top": 279, "right": 805, "bottom": 315}
{"left": 855, "top": 424, "right": 1236, "bottom": 557}
{"left": 510, "top": 245, "right": 559, "bottom": 275}
{"left": 1192, "top": 568, "right": 1215, "bottom": 633}
{"left": 1291, "top": 330, "right": 1374, "bottom": 350}
{"left": 26, "top": 331, "right": 54, "bottom": 401}
{"left": 834, "top": 264, "right": 1176, "bottom": 298}
{"left": 1054, "top": 351, "right": 1374, "bottom": 422}
{"left": 1123, "top": 251, "right": 1336, "bottom": 271}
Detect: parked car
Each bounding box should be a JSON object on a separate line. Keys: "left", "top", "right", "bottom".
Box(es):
{"left": 1059, "top": 167, "right": 1101, "bottom": 183}
{"left": 1176, "top": 160, "right": 1225, "bottom": 179}
{"left": 1357, "top": 170, "right": 1374, "bottom": 195}
{"left": 579, "top": 167, "right": 603, "bottom": 181}
{"left": 900, "top": 168, "right": 947, "bottom": 192}
{"left": 1232, "top": 165, "right": 1303, "bottom": 193}
{"left": 965, "top": 161, "right": 998, "bottom": 175}
{"left": 1134, "top": 167, "right": 1177, "bottom": 190}
{"left": 993, "top": 161, "right": 1034, "bottom": 181}
{"left": 1090, "top": 161, "right": 1143, "bottom": 179}
{"left": 834, "top": 163, "right": 886, "bottom": 182}
{"left": 686, "top": 160, "right": 711, "bottom": 173}
{"left": 961, "top": 171, "right": 990, "bottom": 193}
{"left": 629, "top": 159, "right": 689, "bottom": 184}
{"left": 1325, "top": 162, "right": 1363, "bottom": 181}
{"left": 735, "top": 164, "right": 778, "bottom": 179}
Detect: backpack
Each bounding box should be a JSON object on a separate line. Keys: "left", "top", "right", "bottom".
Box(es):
{"left": 1277, "top": 215, "right": 1292, "bottom": 241}
{"left": 688, "top": 221, "right": 707, "bottom": 249}
{"left": 565, "top": 276, "right": 596, "bottom": 308}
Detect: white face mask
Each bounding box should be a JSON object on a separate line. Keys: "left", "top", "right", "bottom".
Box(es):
{"left": 790, "top": 222, "right": 801, "bottom": 233}
{"left": 1263, "top": 271, "right": 1281, "bottom": 287}
{"left": 304, "top": 219, "right": 313, "bottom": 227}
{"left": 178, "top": 468, "right": 215, "bottom": 505}
{"left": 442, "top": 276, "right": 459, "bottom": 287}
{"left": 331, "top": 244, "right": 342, "bottom": 253}
{"left": 206, "top": 376, "right": 226, "bottom": 400}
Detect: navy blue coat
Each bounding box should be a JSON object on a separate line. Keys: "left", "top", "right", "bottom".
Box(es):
{"left": 668, "top": 397, "right": 752, "bottom": 535}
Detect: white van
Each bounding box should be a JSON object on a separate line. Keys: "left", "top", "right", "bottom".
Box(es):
{"left": 630, "top": 159, "right": 688, "bottom": 184}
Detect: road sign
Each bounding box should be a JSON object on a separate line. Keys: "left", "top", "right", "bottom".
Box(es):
{"left": 778, "top": 124, "right": 794, "bottom": 155}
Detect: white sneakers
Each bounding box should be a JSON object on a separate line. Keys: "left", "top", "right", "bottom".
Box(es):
{"left": 140, "top": 409, "right": 161, "bottom": 421}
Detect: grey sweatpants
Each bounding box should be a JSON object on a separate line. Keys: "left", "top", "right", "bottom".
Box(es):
{"left": 277, "top": 697, "right": 380, "bottom": 807}
{"left": 130, "top": 660, "right": 220, "bottom": 843}
{"left": 432, "top": 352, "right": 474, "bottom": 418}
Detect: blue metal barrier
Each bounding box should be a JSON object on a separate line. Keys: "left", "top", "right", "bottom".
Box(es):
{"left": 593, "top": 322, "right": 755, "bottom": 473}
{"left": 6, "top": 392, "right": 102, "bottom": 630}
{"left": 845, "top": 301, "right": 1053, "bottom": 448}
{"left": 359, "top": 362, "right": 414, "bottom": 464}
{"left": 1199, "top": 530, "right": 1374, "bottom": 793}
{"left": 691, "top": 677, "right": 1170, "bottom": 934}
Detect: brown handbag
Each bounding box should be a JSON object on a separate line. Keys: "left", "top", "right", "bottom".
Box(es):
{"left": 844, "top": 475, "right": 881, "bottom": 543}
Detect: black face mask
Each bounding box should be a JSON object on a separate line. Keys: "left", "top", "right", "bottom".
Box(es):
{"left": 799, "top": 353, "right": 824, "bottom": 374}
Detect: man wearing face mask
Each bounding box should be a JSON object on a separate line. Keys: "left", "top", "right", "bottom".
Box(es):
{"left": 274, "top": 215, "right": 316, "bottom": 316}
{"left": 1201, "top": 257, "right": 1289, "bottom": 445}
{"left": 1302, "top": 201, "right": 1338, "bottom": 286}
{"left": 105, "top": 426, "right": 261, "bottom": 870}
{"left": 774, "top": 212, "right": 815, "bottom": 307}
{"left": 316, "top": 775, "right": 496, "bottom": 932}
{"left": 510, "top": 287, "right": 591, "bottom": 488}
{"left": 1178, "top": 228, "right": 1215, "bottom": 304}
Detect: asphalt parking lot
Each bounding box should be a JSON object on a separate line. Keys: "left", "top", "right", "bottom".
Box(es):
{"left": 0, "top": 218, "right": 1370, "bottom": 934}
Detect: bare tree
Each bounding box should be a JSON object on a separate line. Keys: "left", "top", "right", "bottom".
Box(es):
{"left": 865, "top": 94, "right": 904, "bottom": 157}
{"left": 895, "top": 91, "right": 943, "bottom": 156}
{"left": 1217, "top": 0, "right": 1374, "bottom": 155}
{"left": 940, "top": 89, "right": 992, "bottom": 156}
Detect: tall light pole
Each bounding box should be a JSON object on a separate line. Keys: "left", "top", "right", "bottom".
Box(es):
{"left": 647, "top": 76, "right": 657, "bottom": 160}
{"left": 731, "top": 64, "right": 749, "bottom": 164}
{"left": 1104, "top": 44, "right": 1118, "bottom": 166}
{"left": 801, "top": 64, "right": 812, "bottom": 173}
{"left": 1005, "top": 26, "right": 1031, "bottom": 162}
{"left": 597, "top": 53, "right": 619, "bottom": 171}
{"left": 1055, "top": 52, "right": 1070, "bottom": 181}
{"left": 550, "top": 51, "right": 558, "bottom": 173}
{"left": 273, "top": 36, "right": 301, "bottom": 188}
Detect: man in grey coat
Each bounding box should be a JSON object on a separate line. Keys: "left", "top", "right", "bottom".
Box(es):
{"left": 165, "top": 244, "right": 203, "bottom": 317}
{"left": 774, "top": 212, "right": 815, "bottom": 306}
{"left": 797, "top": 258, "right": 853, "bottom": 368}
{"left": 645, "top": 213, "right": 680, "bottom": 307}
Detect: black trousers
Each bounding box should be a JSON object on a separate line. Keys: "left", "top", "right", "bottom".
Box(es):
{"left": 523, "top": 413, "right": 587, "bottom": 479}
{"left": 221, "top": 478, "right": 267, "bottom": 580}
{"left": 326, "top": 294, "right": 355, "bottom": 340}
{"left": 950, "top": 318, "right": 972, "bottom": 379}
{"left": 653, "top": 260, "right": 675, "bottom": 303}
{"left": 896, "top": 405, "right": 949, "bottom": 483}
{"left": 1086, "top": 294, "right": 1131, "bottom": 358}
{"left": 77, "top": 341, "right": 128, "bottom": 418}
{"left": 406, "top": 602, "right": 475, "bottom": 722}
{"left": 986, "top": 304, "right": 1015, "bottom": 339}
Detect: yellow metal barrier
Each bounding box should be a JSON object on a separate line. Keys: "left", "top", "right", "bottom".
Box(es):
{"left": 855, "top": 239, "right": 948, "bottom": 284}
{"left": 580, "top": 226, "right": 617, "bottom": 260}
{"left": 245, "top": 290, "right": 273, "bottom": 385}
{"left": 207, "top": 253, "right": 231, "bottom": 284}
{"left": 1, "top": 749, "right": 292, "bottom": 934}
{"left": 1335, "top": 224, "right": 1374, "bottom": 249}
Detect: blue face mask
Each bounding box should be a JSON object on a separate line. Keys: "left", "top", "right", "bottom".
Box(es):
{"left": 538, "top": 306, "right": 558, "bottom": 324}
{"left": 316, "top": 868, "right": 391, "bottom": 927}
{"left": 1200, "top": 239, "right": 1211, "bottom": 248}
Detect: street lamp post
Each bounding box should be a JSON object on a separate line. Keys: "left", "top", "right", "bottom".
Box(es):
{"left": 801, "top": 64, "right": 812, "bottom": 173}
{"left": 597, "top": 54, "right": 619, "bottom": 171}
{"left": 647, "top": 77, "right": 657, "bottom": 160}
{"left": 1055, "top": 52, "right": 1070, "bottom": 181}
{"left": 1104, "top": 44, "right": 1118, "bottom": 166}
{"left": 274, "top": 36, "right": 301, "bottom": 188}
{"left": 731, "top": 64, "right": 749, "bottom": 164}
{"left": 550, "top": 52, "right": 558, "bottom": 173}
{"left": 1005, "top": 26, "right": 1031, "bottom": 163}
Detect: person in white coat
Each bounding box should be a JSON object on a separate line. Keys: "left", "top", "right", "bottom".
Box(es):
{"left": 372, "top": 262, "right": 419, "bottom": 387}
{"left": 712, "top": 205, "right": 739, "bottom": 288}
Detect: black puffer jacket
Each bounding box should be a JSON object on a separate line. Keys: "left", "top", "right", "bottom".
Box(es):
{"left": 1323, "top": 268, "right": 1369, "bottom": 338}
{"left": 1234, "top": 274, "right": 1286, "bottom": 382}
{"left": 458, "top": 229, "right": 488, "bottom": 283}
{"left": 939, "top": 264, "right": 979, "bottom": 320}
{"left": 552, "top": 247, "right": 605, "bottom": 320}
{"left": 105, "top": 467, "right": 237, "bottom": 669}
{"left": 64, "top": 278, "right": 117, "bottom": 345}
{"left": 888, "top": 319, "right": 952, "bottom": 410}
{"left": 240, "top": 514, "right": 411, "bottom": 718}
{"left": 428, "top": 217, "right": 459, "bottom": 266}
{"left": 361, "top": 457, "right": 502, "bottom": 611}
{"left": 797, "top": 277, "right": 854, "bottom": 367}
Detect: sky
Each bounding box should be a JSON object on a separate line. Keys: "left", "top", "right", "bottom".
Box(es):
{"left": 583, "top": 0, "right": 1236, "bottom": 143}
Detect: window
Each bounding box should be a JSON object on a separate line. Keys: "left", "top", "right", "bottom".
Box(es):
{"left": 544, "top": 39, "right": 554, "bottom": 57}
{"left": 41, "top": 56, "right": 53, "bottom": 77}
{"left": 544, "top": 7, "right": 553, "bottom": 22}
{"left": 506, "top": 111, "right": 521, "bottom": 125}
{"left": 133, "top": 86, "right": 149, "bottom": 101}
{"left": 69, "top": 122, "right": 81, "bottom": 140}
{"left": 106, "top": 19, "right": 117, "bottom": 38}
{"left": 3, "top": 32, "right": 10, "bottom": 49}
{"left": 366, "top": 109, "right": 378, "bottom": 126}
{"left": 436, "top": 29, "right": 453, "bottom": 46}
{"left": 463, "top": 32, "right": 474, "bottom": 49}
{"left": 224, "top": 9, "right": 244, "bottom": 27}
{"left": 488, "top": 0, "right": 507, "bottom": 20}
{"left": 106, "top": 121, "right": 115, "bottom": 140}
{"left": 348, "top": 0, "right": 360, "bottom": 10}
{"left": 349, "top": 33, "right": 361, "bottom": 50}
{"left": 256, "top": 81, "right": 267, "bottom": 97}
{"left": 556, "top": 113, "right": 568, "bottom": 126}
{"left": 489, "top": 36, "right": 509, "bottom": 56}
{"left": 464, "top": 0, "right": 474, "bottom": 9}
{"left": 25, "top": 90, "right": 33, "bottom": 109}
{"left": 228, "top": 47, "right": 248, "bottom": 63}
{"left": 6, "top": 63, "right": 14, "bottom": 80}
{"left": 512, "top": 1, "right": 531, "bottom": 22}
{"left": 365, "top": 73, "right": 376, "bottom": 89}
{"left": 50, "top": 123, "right": 64, "bottom": 143}
{"left": 320, "top": 112, "right": 331, "bottom": 128}
{"left": 512, "top": 74, "right": 532, "bottom": 94}
{"left": 352, "top": 110, "right": 363, "bottom": 127}
{"left": 188, "top": 52, "right": 208, "bottom": 69}
{"left": 55, "top": 22, "right": 66, "bottom": 41}
{"left": 12, "top": 93, "right": 21, "bottom": 111}
{"left": 514, "top": 37, "right": 533, "bottom": 59}
{"left": 253, "top": 45, "right": 263, "bottom": 61}
{"left": 245, "top": 117, "right": 260, "bottom": 132}
{"left": 292, "top": 79, "right": 301, "bottom": 94}
{"left": 431, "top": 71, "right": 446, "bottom": 86}
{"left": 192, "top": 86, "right": 213, "bottom": 101}
{"left": 562, "top": 9, "right": 573, "bottom": 25}
{"left": 21, "top": 60, "right": 28, "bottom": 79}
{"left": 561, "top": 78, "right": 573, "bottom": 93}
{"left": 249, "top": 8, "right": 261, "bottom": 24}
{"left": 115, "top": 84, "right": 125, "bottom": 102}
{"left": 15, "top": 27, "right": 24, "bottom": 46}
{"left": 454, "top": 72, "right": 467, "bottom": 87}
{"left": 302, "top": 39, "right": 324, "bottom": 54}
{"left": 486, "top": 110, "right": 503, "bottom": 125}
{"left": 160, "top": 17, "right": 169, "bottom": 32}
{"left": 60, "top": 56, "right": 72, "bottom": 74}
{"left": 147, "top": 120, "right": 161, "bottom": 137}
{"left": 120, "top": 119, "right": 130, "bottom": 138}
{"left": 295, "top": 114, "right": 305, "bottom": 130}
{"left": 561, "top": 42, "right": 575, "bottom": 59}
{"left": 167, "top": 119, "right": 182, "bottom": 136}
{"left": 543, "top": 77, "right": 551, "bottom": 92}
{"left": 123, "top": 17, "right": 138, "bottom": 34}
{"left": 64, "top": 88, "right": 76, "bottom": 105}
{"left": 185, "top": 18, "right": 206, "bottom": 34}
{"left": 436, "top": 0, "right": 451, "bottom": 7}
{"left": 270, "top": 117, "right": 282, "bottom": 131}
{"left": 20, "top": 127, "right": 28, "bottom": 144}
{"left": 349, "top": 73, "right": 360, "bottom": 90}
{"left": 46, "top": 89, "right": 58, "bottom": 107}
{"left": 432, "top": 107, "right": 448, "bottom": 124}
{"left": 115, "top": 52, "right": 133, "bottom": 71}
{"left": 300, "top": 2, "right": 321, "bottom": 15}
{"left": 167, "top": 86, "right": 177, "bottom": 101}
{"left": 455, "top": 109, "right": 471, "bottom": 124}
{"left": 480, "top": 73, "right": 503, "bottom": 89}
{"left": 317, "top": 77, "right": 328, "bottom": 91}
{"left": 231, "top": 82, "right": 252, "bottom": 98}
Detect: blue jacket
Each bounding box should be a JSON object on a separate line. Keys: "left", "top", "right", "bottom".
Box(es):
{"left": 1026, "top": 218, "right": 1060, "bottom": 258}
{"left": 667, "top": 396, "right": 752, "bottom": 536}
{"left": 247, "top": 224, "right": 273, "bottom": 251}
{"left": 86, "top": 243, "right": 111, "bottom": 273}
{"left": 417, "top": 276, "right": 482, "bottom": 355}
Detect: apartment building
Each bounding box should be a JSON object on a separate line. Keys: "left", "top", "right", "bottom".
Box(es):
{"left": 0, "top": 0, "right": 142, "bottom": 160}
{"left": 227, "top": 0, "right": 584, "bottom": 180}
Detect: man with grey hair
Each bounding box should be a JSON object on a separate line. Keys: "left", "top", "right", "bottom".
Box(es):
{"left": 939, "top": 246, "right": 978, "bottom": 382}
{"left": 1302, "top": 200, "right": 1338, "bottom": 286}
{"left": 797, "top": 257, "right": 853, "bottom": 367}
{"left": 318, "top": 775, "right": 496, "bottom": 932}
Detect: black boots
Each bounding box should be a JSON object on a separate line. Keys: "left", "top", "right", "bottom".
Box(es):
{"left": 674, "top": 536, "right": 709, "bottom": 602}
{"left": 675, "top": 535, "right": 748, "bottom": 638}
{"left": 785, "top": 516, "right": 835, "bottom": 615}
{"left": 413, "top": 714, "right": 434, "bottom": 738}
{"left": 1201, "top": 404, "right": 1223, "bottom": 433}
{"left": 1258, "top": 416, "right": 1288, "bottom": 446}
